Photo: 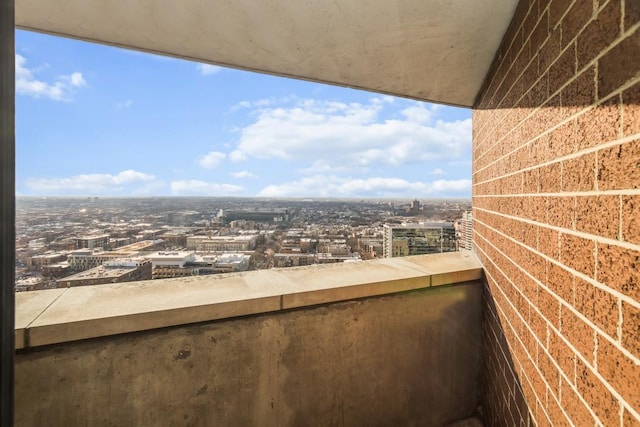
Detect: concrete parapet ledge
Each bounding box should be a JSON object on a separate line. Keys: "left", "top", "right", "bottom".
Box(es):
{"left": 15, "top": 252, "right": 482, "bottom": 349}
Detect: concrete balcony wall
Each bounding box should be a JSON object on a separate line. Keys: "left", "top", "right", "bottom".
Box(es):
{"left": 15, "top": 253, "right": 484, "bottom": 426}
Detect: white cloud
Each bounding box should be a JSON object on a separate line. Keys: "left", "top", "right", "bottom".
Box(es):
{"left": 258, "top": 175, "right": 471, "bottom": 198}
{"left": 230, "top": 98, "right": 471, "bottom": 169}
{"left": 116, "top": 99, "right": 133, "bottom": 109}
{"left": 197, "top": 64, "right": 223, "bottom": 76}
{"left": 430, "top": 168, "right": 446, "bottom": 175}
{"left": 114, "top": 170, "right": 155, "bottom": 183}
{"left": 171, "top": 180, "right": 244, "bottom": 196}
{"left": 16, "top": 54, "right": 87, "bottom": 101}
{"left": 230, "top": 171, "right": 256, "bottom": 179}
{"left": 197, "top": 151, "right": 226, "bottom": 169}
{"left": 400, "top": 105, "right": 432, "bottom": 123}
{"left": 229, "top": 96, "right": 295, "bottom": 113}
{"left": 26, "top": 169, "right": 155, "bottom": 194}
{"left": 68, "top": 72, "right": 87, "bottom": 87}
{"left": 230, "top": 150, "right": 247, "bottom": 162}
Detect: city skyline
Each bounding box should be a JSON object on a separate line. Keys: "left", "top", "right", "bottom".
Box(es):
{"left": 16, "top": 30, "right": 472, "bottom": 199}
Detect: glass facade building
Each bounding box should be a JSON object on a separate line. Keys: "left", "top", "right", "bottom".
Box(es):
{"left": 383, "top": 223, "right": 457, "bottom": 258}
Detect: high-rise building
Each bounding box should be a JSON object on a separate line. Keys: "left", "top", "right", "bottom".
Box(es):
{"left": 383, "top": 222, "right": 456, "bottom": 258}
{"left": 459, "top": 211, "right": 473, "bottom": 251}
{"left": 407, "top": 199, "right": 421, "bottom": 215}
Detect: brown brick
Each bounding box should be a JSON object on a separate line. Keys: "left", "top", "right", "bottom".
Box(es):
{"left": 548, "top": 120, "right": 576, "bottom": 158}
{"left": 622, "top": 82, "right": 640, "bottom": 137}
{"left": 523, "top": 222, "right": 538, "bottom": 249}
{"left": 521, "top": 374, "right": 540, "bottom": 422}
{"left": 561, "top": 233, "right": 596, "bottom": 277}
{"left": 622, "top": 301, "right": 640, "bottom": 358}
{"left": 547, "top": 261, "right": 575, "bottom": 304}
{"left": 525, "top": 355, "right": 549, "bottom": 409}
{"left": 536, "top": 112, "right": 562, "bottom": 152}
{"left": 623, "top": 407, "right": 640, "bottom": 426}
{"left": 625, "top": 0, "right": 640, "bottom": 31}
{"left": 561, "top": 305, "right": 597, "bottom": 363}
{"left": 598, "top": 29, "right": 640, "bottom": 99}
{"left": 523, "top": 196, "right": 547, "bottom": 223}
{"left": 597, "top": 335, "right": 640, "bottom": 409}
{"left": 547, "top": 196, "right": 574, "bottom": 229}
{"left": 561, "top": 66, "right": 596, "bottom": 109}
{"left": 530, "top": 252, "right": 548, "bottom": 284}
{"left": 539, "top": 345, "right": 561, "bottom": 398}
{"left": 538, "top": 286, "right": 561, "bottom": 329}
{"left": 545, "top": 389, "right": 571, "bottom": 426}
{"left": 575, "top": 195, "right": 619, "bottom": 239}
{"left": 513, "top": 312, "right": 536, "bottom": 360}
{"left": 523, "top": 168, "right": 540, "bottom": 193}
{"left": 537, "top": 403, "right": 552, "bottom": 427}
{"left": 530, "top": 305, "right": 548, "bottom": 347}
{"left": 497, "top": 362, "right": 516, "bottom": 404}
{"left": 539, "top": 25, "right": 562, "bottom": 74}
{"left": 522, "top": 1, "right": 541, "bottom": 42}
{"left": 519, "top": 268, "right": 540, "bottom": 305}
{"left": 622, "top": 195, "right": 640, "bottom": 245}
{"left": 511, "top": 382, "right": 531, "bottom": 426}
{"left": 528, "top": 70, "right": 549, "bottom": 107}
{"left": 576, "top": 358, "right": 620, "bottom": 427}
{"left": 577, "top": 0, "right": 622, "bottom": 69}
{"left": 562, "top": 152, "right": 595, "bottom": 192}
{"left": 540, "top": 162, "right": 562, "bottom": 193}
{"left": 576, "top": 97, "right": 622, "bottom": 151}
{"left": 561, "top": 1, "right": 595, "bottom": 48}
{"left": 574, "top": 277, "right": 620, "bottom": 338}
{"left": 598, "top": 139, "right": 640, "bottom": 191}
{"left": 549, "top": 0, "right": 572, "bottom": 28}
{"left": 538, "top": 227, "right": 560, "bottom": 260}
{"left": 507, "top": 0, "right": 530, "bottom": 55}
{"left": 549, "top": 43, "right": 577, "bottom": 96}
{"left": 531, "top": 9, "right": 551, "bottom": 58}
{"left": 549, "top": 328, "right": 576, "bottom": 381}
{"left": 597, "top": 243, "right": 640, "bottom": 299}
{"left": 560, "top": 376, "right": 596, "bottom": 426}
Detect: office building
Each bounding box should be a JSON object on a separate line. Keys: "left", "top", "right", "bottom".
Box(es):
{"left": 57, "top": 259, "right": 152, "bottom": 288}
{"left": 75, "top": 234, "right": 109, "bottom": 250}
{"left": 67, "top": 249, "right": 134, "bottom": 272}
{"left": 383, "top": 222, "right": 457, "bottom": 258}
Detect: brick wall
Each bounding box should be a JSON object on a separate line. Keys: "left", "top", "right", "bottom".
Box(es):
{"left": 473, "top": 0, "right": 639, "bottom": 425}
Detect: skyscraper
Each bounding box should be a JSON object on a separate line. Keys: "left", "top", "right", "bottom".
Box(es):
{"left": 459, "top": 211, "right": 473, "bottom": 251}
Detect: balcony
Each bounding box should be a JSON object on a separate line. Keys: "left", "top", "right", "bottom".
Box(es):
{"left": 15, "top": 252, "right": 483, "bottom": 426}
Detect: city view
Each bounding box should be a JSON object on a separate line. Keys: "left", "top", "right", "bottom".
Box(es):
{"left": 8, "top": 0, "right": 639, "bottom": 426}
{"left": 14, "top": 30, "right": 475, "bottom": 292}
{"left": 16, "top": 196, "right": 472, "bottom": 291}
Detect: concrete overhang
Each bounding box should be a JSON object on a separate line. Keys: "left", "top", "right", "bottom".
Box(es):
{"left": 16, "top": 0, "right": 519, "bottom": 107}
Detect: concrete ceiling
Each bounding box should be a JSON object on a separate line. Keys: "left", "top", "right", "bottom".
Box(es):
{"left": 16, "top": 0, "right": 519, "bottom": 107}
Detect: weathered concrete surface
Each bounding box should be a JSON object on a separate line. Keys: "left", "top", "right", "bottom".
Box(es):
{"left": 16, "top": 282, "right": 482, "bottom": 426}
{"left": 15, "top": 252, "right": 482, "bottom": 348}
{"left": 15, "top": 0, "right": 518, "bottom": 106}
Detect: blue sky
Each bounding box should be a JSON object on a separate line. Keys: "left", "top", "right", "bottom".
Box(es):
{"left": 15, "top": 30, "right": 472, "bottom": 199}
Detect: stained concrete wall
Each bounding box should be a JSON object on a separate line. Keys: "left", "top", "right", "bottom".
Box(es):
{"left": 16, "top": 282, "right": 482, "bottom": 426}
